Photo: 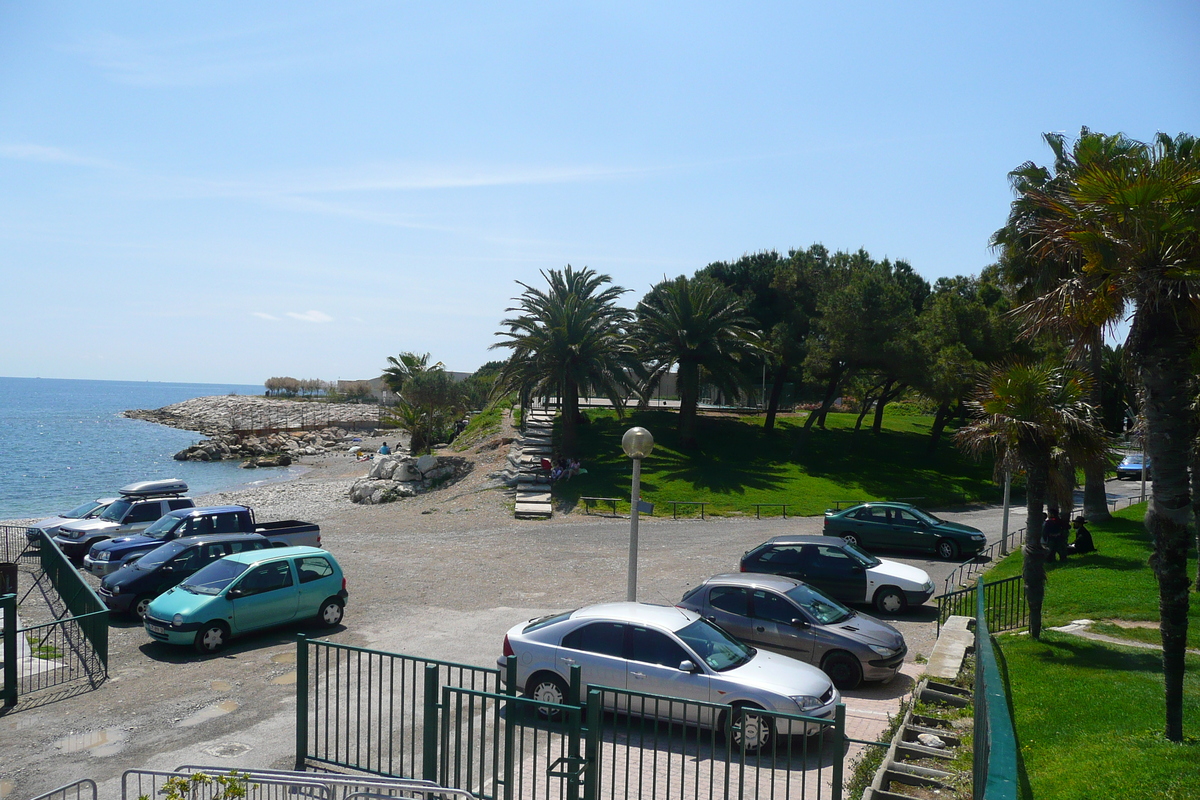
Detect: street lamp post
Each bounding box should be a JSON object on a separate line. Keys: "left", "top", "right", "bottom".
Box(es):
{"left": 622, "top": 426, "right": 654, "bottom": 602}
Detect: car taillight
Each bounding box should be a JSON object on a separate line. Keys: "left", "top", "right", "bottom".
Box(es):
{"left": 341, "top": 577, "right": 347, "bottom": 592}
{"left": 502, "top": 635, "right": 514, "bottom": 658}
{"left": 739, "top": 563, "right": 747, "bottom": 572}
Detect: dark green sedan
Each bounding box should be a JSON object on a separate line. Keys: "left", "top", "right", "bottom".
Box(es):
{"left": 822, "top": 502, "right": 987, "bottom": 560}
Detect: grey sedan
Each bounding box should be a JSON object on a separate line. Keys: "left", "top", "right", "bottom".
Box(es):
{"left": 678, "top": 573, "right": 906, "bottom": 689}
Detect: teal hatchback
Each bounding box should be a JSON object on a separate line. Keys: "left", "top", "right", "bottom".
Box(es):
{"left": 144, "top": 546, "right": 347, "bottom": 654}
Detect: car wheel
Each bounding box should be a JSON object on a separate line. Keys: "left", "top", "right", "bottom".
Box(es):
{"left": 724, "top": 703, "right": 774, "bottom": 753}
{"left": 841, "top": 533, "right": 860, "bottom": 548}
{"left": 821, "top": 651, "right": 864, "bottom": 690}
{"left": 936, "top": 539, "right": 957, "bottom": 560}
{"left": 132, "top": 595, "right": 153, "bottom": 620}
{"left": 526, "top": 672, "right": 569, "bottom": 718}
{"left": 194, "top": 622, "right": 229, "bottom": 655}
{"left": 317, "top": 598, "right": 344, "bottom": 627}
{"left": 873, "top": 587, "right": 907, "bottom": 614}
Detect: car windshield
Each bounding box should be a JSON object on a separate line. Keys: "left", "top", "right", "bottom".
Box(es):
{"left": 141, "top": 515, "right": 185, "bottom": 540}
{"left": 98, "top": 499, "right": 133, "bottom": 522}
{"left": 180, "top": 559, "right": 249, "bottom": 595}
{"left": 674, "top": 619, "right": 754, "bottom": 671}
{"left": 784, "top": 583, "right": 853, "bottom": 625}
{"left": 919, "top": 509, "right": 944, "bottom": 524}
{"left": 1120, "top": 455, "right": 1142, "bottom": 466}
{"left": 135, "top": 541, "right": 189, "bottom": 570}
{"left": 841, "top": 542, "right": 881, "bottom": 567}
{"left": 65, "top": 500, "right": 104, "bottom": 519}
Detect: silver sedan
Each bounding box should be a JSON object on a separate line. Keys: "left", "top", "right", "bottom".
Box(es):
{"left": 498, "top": 602, "right": 840, "bottom": 752}
{"left": 678, "top": 573, "right": 906, "bottom": 689}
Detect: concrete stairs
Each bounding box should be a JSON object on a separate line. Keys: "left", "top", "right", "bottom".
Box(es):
{"left": 514, "top": 409, "right": 555, "bottom": 519}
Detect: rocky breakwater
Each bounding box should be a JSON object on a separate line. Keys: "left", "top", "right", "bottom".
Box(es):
{"left": 124, "top": 395, "right": 385, "bottom": 467}
{"left": 349, "top": 453, "right": 470, "bottom": 504}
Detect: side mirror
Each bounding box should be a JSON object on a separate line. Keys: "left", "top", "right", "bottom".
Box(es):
{"left": 790, "top": 618, "right": 810, "bottom": 629}
{"left": 678, "top": 660, "right": 697, "bottom": 673}
{"left": 226, "top": 587, "right": 245, "bottom": 599}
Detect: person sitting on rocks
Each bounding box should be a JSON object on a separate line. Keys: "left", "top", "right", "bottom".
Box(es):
{"left": 379, "top": 442, "right": 391, "bottom": 456}
{"left": 1067, "top": 517, "right": 1096, "bottom": 554}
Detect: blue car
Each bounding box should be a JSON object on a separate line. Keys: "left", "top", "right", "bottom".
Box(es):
{"left": 144, "top": 546, "right": 347, "bottom": 654}
{"left": 1116, "top": 454, "right": 1150, "bottom": 481}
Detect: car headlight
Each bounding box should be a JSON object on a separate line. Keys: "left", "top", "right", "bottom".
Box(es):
{"left": 792, "top": 695, "right": 824, "bottom": 712}
{"left": 94, "top": 552, "right": 110, "bottom": 561}
{"left": 172, "top": 614, "right": 184, "bottom": 628}
{"left": 106, "top": 584, "right": 120, "bottom": 595}
{"left": 923, "top": 581, "right": 933, "bottom": 592}
{"left": 869, "top": 645, "right": 898, "bottom": 657}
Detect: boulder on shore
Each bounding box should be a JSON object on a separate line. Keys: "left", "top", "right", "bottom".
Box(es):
{"left": 349, "top": 454, "right": 469, "bottom": 504}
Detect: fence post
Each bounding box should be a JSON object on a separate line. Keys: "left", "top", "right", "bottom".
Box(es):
{"left": 294, "top": 634, "right": 308, "bottom": 770}
{"left": 832, "top": 702, "right": 846, "bottom": 800}
{"left": 2, "top": 593, "right": 16, "bottom": 707}
{"left": 504, "top": 655, "right": 517, "bottom": 697}
{"left": 422, "top": 664, "right": 440, "bottom": 782}
{"left": 582, "top": 689, "right": 602, "bottom": 800}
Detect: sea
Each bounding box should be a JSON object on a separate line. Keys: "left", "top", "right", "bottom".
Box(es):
{"left": 0, "top": 376, "right": 309, "bottom": 521}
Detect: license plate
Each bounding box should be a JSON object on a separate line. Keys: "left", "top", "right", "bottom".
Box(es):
{"left": 147, "top": 624, "right": 166, "bottom": 635}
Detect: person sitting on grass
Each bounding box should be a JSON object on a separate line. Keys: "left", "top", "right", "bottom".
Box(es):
{"left": 1067, "top": 517, "right": 1096, "bottom": 554}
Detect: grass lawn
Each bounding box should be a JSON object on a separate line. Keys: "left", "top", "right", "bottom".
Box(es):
{"left": 981, "top": 504, "right": 1200, "bottom": 798}
{"left": 554, "top": 408, "right": 998, "bottom": 516}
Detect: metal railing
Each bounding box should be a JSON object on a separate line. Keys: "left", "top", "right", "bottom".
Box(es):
{"left": 974, "top": 578, "right": 1019, "bottom": 799}
{"left": 299, "top": 638, "right": 847, "bottom": 800}
{"left": 936, "top": 575, "right": 1027, "bottom": 635}
{"left": 37, "top": 533, "right": 109, "bottom": 673}
{"left": 942, "top": 527, "right": 1026, "bottom": 594}
{"left": 1109, "top": 492, "right": 1149, "bottom": 512}
{"left": 27, "top": 779, "right": 97, "bottom": 800}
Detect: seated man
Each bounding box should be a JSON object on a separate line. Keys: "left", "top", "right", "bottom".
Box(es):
{"left": 1067, "top": 517, "right": 1096, "bottom": 554}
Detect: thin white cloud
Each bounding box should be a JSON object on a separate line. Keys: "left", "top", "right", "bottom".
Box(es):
{"left": 252, "top": 312, "right": 281, "bottom": 321}
{"left": 286, "top": 310, "right": 334, "bottom": 323}
{"left": 0, "top": 144, "right": 113, "bottom": 169}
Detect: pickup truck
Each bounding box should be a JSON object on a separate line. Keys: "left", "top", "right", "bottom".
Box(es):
{"left": 54, "top": 480, "right": 194, "bottom": 560}
{"left": 83, "top": 505, "right": 321, "bottom": 577}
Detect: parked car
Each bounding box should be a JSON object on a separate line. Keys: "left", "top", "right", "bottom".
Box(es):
{"left": 497, "top": 602, "right": 840, "bottom": 752}
{"left": 98, "top": 533, "right": 273, "bottom": 619}
{"left": 53, "top": 480, "right": 194, "bottom": 560}
{"left": 144, "top": 546, "right": 347, "bottom": 654}
{"left": 677, "top": 573, "right": 906, "bottom": 689}
{"left": 25, "top": 497, "right": 118, "bottom": 546}
{"left": 740, "top": 536, "right": 934, "bottom": 614}
{"left": 822, "top": 501, "right": 987, "bottom": 560}
{"left": 83, "top": 505, "right": 320, "bottom": 576}
{"left": 1115, "top": 453, "right": 1150, "bottom": 481}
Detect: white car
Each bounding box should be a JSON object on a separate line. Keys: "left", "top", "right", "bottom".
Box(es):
{"left": 740, "top": 535, "right": 935, "bottom": 614}
{"left": 497, "top": 602, "right": 841, "bottom": 752}
{"left": 25, "top": 497, "right": 118, "bottom": 545}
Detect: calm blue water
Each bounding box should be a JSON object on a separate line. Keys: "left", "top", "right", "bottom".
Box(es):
{"left": 0, "top": 377, "right": 306, "bottom": 521}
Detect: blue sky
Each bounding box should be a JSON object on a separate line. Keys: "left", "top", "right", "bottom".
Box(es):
{"left": 2, "top": 2, "right": 1196, "bottom": 385}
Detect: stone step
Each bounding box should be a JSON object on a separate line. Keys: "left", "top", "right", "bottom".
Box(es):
{"left": 517, "top": 491, "right": 552, "bottom": 503}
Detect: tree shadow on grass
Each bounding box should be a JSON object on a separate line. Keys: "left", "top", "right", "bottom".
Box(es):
{"left": 1029, "top": 632, "right": 1165, "bottom": 673}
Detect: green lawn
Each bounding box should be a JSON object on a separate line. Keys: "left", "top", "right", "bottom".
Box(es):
{"left": 982, "top": 505, "right": 1200, "bottom": 798}
{"left": 555, "top": 408, "right": 998, "bottom": 516}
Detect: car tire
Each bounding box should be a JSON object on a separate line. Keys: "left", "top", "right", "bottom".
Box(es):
{"left": 132, "top": 595, "right": 153, "bottom": 621}
{"left": 821, "top": 651, "right": 864, "bottom": 690}
{"left": 317, "top": 598, "right": 344, "bottom": 627}
{"left": 723, "top": 703, "right": 774, "bottom": 753}
{"left": 526, "top": 672, "right": 569, "bottom": 718}
{"left": 873, "top": 586, "right": 907, "bottom": 614}
{"left": 841, "top": 533, "right": 860, "bottom": 548}
{"left": 194, "top": 622, "right": 230, "bottom": 655}
{"left": 936, "top": 539, "right": 957, "bottom": 560}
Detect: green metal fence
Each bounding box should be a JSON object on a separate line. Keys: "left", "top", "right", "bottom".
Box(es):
{"left": 299, "top": 637, "right": 846, "bottom": 800}
{"left": 37, "top": 533, "right": 109, "bottom": 673}
{"left": 974, "top": 577, "right": 1018, "bottom": 799}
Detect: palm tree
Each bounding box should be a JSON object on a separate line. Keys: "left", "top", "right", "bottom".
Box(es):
{"left": 382, "top": 352, "right": 442, "bottom": 397}
{"left": 1001, "top": 128, "right": 1200, "bottom": 740}
{"left": 632, "top": 275, "right": 761, "bottom": 447}
{"left": 954, "top": 361, "right": 1108, "bottom": 641}
{"left": 492, "top": 265, "right": 638, "bottom": 456}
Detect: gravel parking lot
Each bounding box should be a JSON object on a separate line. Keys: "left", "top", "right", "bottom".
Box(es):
{"left": 0, "top": 415, "right": 1145, "bottom": 800}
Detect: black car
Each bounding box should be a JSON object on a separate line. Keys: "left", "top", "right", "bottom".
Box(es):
{"left": 98, "top": 533, "right": 271, "bottom": 619}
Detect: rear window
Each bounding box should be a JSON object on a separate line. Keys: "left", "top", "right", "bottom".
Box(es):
{"left": 297, "top": 556, "right": 334, "bottom": 583}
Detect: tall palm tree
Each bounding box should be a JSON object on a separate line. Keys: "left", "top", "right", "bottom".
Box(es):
{"left": 1002, "top": 129, "right": 1200, "bottom": 740}
{"left": 492, "top": 265, "right": 638, "bottom": 456}
{"left": 632, "top": 275, "right": 761, "bottom": 447}
{"left": 954, "top": 361, "right": 1108, "bottom": 641}
{"left": 382, "top": 352, "right": 442, "bottom": 397}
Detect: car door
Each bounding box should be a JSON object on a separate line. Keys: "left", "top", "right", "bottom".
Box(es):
{"left": 118, "top": 500, "right": 166, "bottom": 534}
{"left": 847, "top": 506, "right": 888, "bottom": 548}
{"left": 558, "top": 621, "right": 629, "bottom": 705}
{"left": 803, "top": 544, "right": 869, "bottom": 604}
{"left": 625, "top": 625, "right": 706, "bottom": 723}
{"left": 748, "top": 589, "right": 817, "bottom": 664}
{"left": 703, "top": 586, "right": 755, "bottom": 643}
{"left": 229, "top": 559, "right": 300, "bottom": 633}
{"left": 889, "top": 508, "right": 936, "bottom": 552}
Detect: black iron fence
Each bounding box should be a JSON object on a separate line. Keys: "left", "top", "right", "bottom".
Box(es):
{"left": 936, "top": 575, "right": 1027, "bottom": 636}
{"left": 942, "top": 527, "right": 1026, "bottom": 594}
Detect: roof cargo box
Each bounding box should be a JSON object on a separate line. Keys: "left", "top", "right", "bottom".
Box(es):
{"left": 118, "top": 479, "right": 189, "bottom": 497}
